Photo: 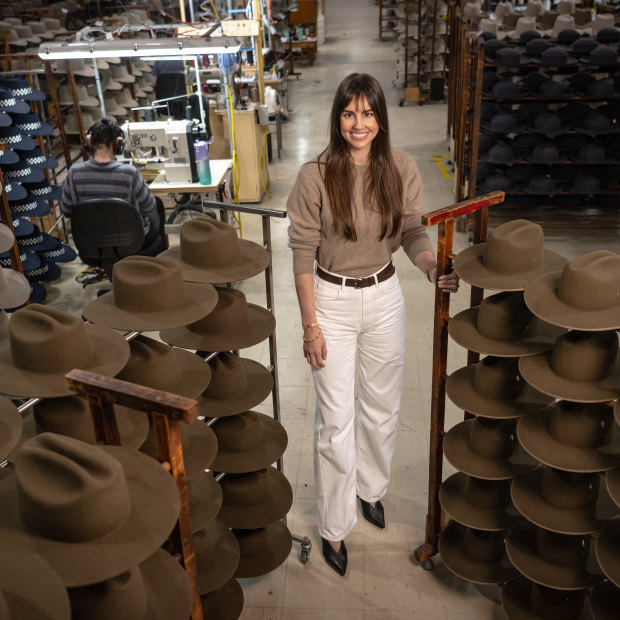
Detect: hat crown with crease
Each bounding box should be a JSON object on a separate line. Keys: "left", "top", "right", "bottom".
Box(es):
{"left": 477, "top": 291, "right": 536, "bottom": 341}
{"left": 180, "top": 218, "right": 243, "bottom": 269}
{"left": 215, "top": 412, "right": 265, "bottom": 454}
{"left": 546, "top": 401, "right": 614, "bottom": 449}
{"left": 190, "top": 288, "right": 249, "bottom": 335}
{"left": 550, "top": 331, "right": 618, "bottom": 382}
{"left": 203, "top": 352, "right": 248, "bottom": 400}
{"left": 461, "top": 528, "right": 506, "bottom": 564}
{"left": 8, "top": 304, "right": 94, "bottom": 373}
{"left": 221, "top": 469, "right": 273, "bottom": 509}
{"left": 15, "top": 433, "right": 131, "bottom": 542}
{"left": 532, "top": 526, "right": 589, "bottom": 565}
{"left": 117, "top": 336, "right": 182, "bottom": 392}
{"left": 514, "top": 580, "right": 585, "bottom": 618}
{"left": 112, "top": 256, "right": 191, "bottom": 313}
{"left": 472, "top": 356, "right": 524, "bottom": 400}
{"left": 463, "top": 476, "right": 512, "bottom": 510}
{"left": 556, "top": 251, "right": 620, "bottom": 312}
{"left": 484, "top": 220, "right": 545, "bottom": 276}
{"left": 467, "top": 418, "right": 517, "bottom": 460}
{"left": 540, "top": 468, "right": 598, "bottom": 510}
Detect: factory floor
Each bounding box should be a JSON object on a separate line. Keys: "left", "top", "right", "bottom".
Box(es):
{"left": 45, "top": 1, "right": 615, "bottom": 618}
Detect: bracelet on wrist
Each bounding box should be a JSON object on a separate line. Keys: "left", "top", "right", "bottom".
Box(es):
{"left": 303, "top": 327, "right": 322, "bottom": 343}
{"left": 303, "top": 322, "right": 320, "bottom": 329}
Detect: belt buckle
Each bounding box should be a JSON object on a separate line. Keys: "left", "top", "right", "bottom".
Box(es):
{"left": 353, "top": 277, "right": 362, "bottom": 289}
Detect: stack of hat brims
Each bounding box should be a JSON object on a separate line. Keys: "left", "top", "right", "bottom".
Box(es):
{"left": 437, "top": 218, "right": 620, "bottom": 618}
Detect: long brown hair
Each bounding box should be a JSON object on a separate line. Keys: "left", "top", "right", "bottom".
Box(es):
{"left": 321, "top": 73, "right": 403, "bottom": 241}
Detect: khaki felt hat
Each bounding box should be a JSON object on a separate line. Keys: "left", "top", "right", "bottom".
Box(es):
{"left": 518, "top": 330, "right": 620, "bottom": 403}
{"left": 197, "top": 352, "right": 273, "bottom": 419}
{"left": 218, "top": 467, "right": 293, "bottom": 529}
{"left": 233, "top": 520, "right": 292, "bottom": 578}
{"left": 209, "top": 411, "right": 288, "bottom": 473}
{"left": 443, "top": 417, "right": 540, "bottom": 480}
{"left": 506, "top": 522, "right": 605, "bottom": 590}
{"left": 68, "top": 549, "right": 192, "bottom": 620}
{"left": 187, "top": 471, "right": 223, "bottom": 534}
{"left": 0, "top": 223, "right": 14, "bottom": 252}
{"left": 201, "top": 578, "right": 244, "bottom": 620}
{"left": 194, "top": 519, "right": 240, "bottom": 595}
{"left": 517, "top": 401, "right": 620, "bottom": 473}
{"left": 454, "top": 219, "right": 568, "bottom": 291}
{"left": 158, "top": 217, "right": 270, "bottom": 284}
{"left": 438, "top": 522, "right": 520, "bottom": 585}
{"left": 502, "top": 577, "right": 586, "bottom": 620}
{"left": 0, "top": 304, "right": 130, "bottom": 398}
{"left": 511, "top": 467, "right": 618, "bottom": 535}
{"left": 439, "top": 473, "right": 527, "bottom": 531}
{"left": 0, "top": 433, "right": 180, "bottom": 587}
{"left": 589, "top": 581, "right": 620, "bottom": 620}
{"left": 446, "top": 356, "right": 554, "bottom": 419}
{"left": 0, "top": 397, "right": 21, "bottom": 460}
{"left": 524, "top": 250, "right": 620, "bottom": 331}
{"left": 83, "top": 256, "right": 218, "bottom": 332}
{"left": 0, "top": 544, "right": 71, "bottom": 620}
{"left": 595, "top": 516, "right": 620, "bottom": 588}
{"left": 0, "top": 266, "right": 33, "bottom": 310}
{"left": 448, "top": 291, "right": 566, "bottom": 357}
{"left": 160, "top": 287, "right": 275, "bottom": 352}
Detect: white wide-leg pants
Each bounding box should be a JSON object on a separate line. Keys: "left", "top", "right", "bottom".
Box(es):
{"left": 312, "top": 265, "right": 407, "bottom": 541}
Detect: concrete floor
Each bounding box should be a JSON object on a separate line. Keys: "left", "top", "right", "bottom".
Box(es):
{"left": 39, "top": 0, "right": 616, "bottom": 618}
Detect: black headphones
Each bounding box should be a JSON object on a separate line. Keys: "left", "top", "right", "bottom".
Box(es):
{"left": 84, "top": 119, "right": 125, "bottom": 156}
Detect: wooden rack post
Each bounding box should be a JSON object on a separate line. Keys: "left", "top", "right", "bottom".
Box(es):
{"left": 65, "top": 368, "right": 205, "bottom": 620}
{"left": 413, "top": 190, "right": 504, "bottom": 569}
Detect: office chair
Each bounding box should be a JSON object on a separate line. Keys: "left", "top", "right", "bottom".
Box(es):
{"left": 71, "top": 198, "right": 164, "bottom": 278}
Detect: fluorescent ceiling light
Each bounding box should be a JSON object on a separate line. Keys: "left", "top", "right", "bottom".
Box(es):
{"left": 37, "top": 37, "right": 240, "bottom": 60}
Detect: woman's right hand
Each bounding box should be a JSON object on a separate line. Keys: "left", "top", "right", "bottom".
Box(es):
{"left": 303, "top": 326, "right": 327, "bottom": 369}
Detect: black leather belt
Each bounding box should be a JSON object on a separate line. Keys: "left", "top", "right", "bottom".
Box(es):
{"left": 316, "top": 262, "right": 395, "bottom": 289}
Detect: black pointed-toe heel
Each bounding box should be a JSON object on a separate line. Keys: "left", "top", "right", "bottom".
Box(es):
{"left": 359, "top": 497, "right": 385, "bottom": 529}
{"left": 321, "top": 538, "right": 348, "bottom": 576}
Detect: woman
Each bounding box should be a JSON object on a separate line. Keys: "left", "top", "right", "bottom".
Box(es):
{"left": 287, "top": 73, "right": 459, "bottom": 576}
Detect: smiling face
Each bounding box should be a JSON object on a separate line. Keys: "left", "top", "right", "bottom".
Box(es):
{"left": 339, "top": 95, "right": 379, "bottom": 164}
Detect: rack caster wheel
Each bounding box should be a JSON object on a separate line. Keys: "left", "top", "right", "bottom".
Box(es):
{"left": 398, "top": 101, "right": 404, "bottom": 107}
{"left": 299, "top": 536, "right": 312, "bottom": 564}
{"left": 300, "top": 549, "right": 309, "bottom": 564}
{"left": 421, "top": 559, "right": 435, "bottom": 571}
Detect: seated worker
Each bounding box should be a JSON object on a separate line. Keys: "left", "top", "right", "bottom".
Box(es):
{"left": 61, "top": 118, "right": 166, "bottom": 253}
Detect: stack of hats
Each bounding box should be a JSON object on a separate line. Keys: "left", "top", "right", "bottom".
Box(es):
{"left": 438, "top": 220, "right": 620, "bottom": 617}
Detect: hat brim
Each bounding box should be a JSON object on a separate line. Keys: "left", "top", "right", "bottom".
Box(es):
{"left": 595, "top": 516, "right": 620, "bottom": 588}
{"left": 21, "top": 182, "right": 63, "bottom": 199}
{"left": 18, "top": 231, "right": 58, "bottom": 252}
{"left": 159, "top": 239, "right": 270, "bottom": 284}
{"left": 524, "top": 270, "right": 620, "bottom": 331}
{"left": 210, "top": 412, "right": 288, "bottom": 473}
{"left": 480, "top": 121, "right": 525, "bottom": 134}
{"left": 511, "top": 467, "right": 618, "bottom": 534}
{"left": 0, "top": 111, "right": 11, "bottom": 127}
{"left": 517, "top": 407, "right": 620, "bottom": 472}
{"left": 83, "top": 281, "right": 218, "bottom": 332}
{"left": 0, "top": 99, "right": 30, "bottom": 114}
{"left": 0, "top": 267, "right": 31, "bottom": 310}
{"left": 194, "top": 520, "right": 240, "bottom": 595}
{"left": 0, "top": 322, "right": 130, "bottom": 398}
{"left": 605, "top": 467, "right": 620, "bottom": 509}
{"left": 534, "top": 56, "right": 579, "bottom": 66}
{"left": 233, "top": 520, "right": 292, "bottom": 578}
{"left": 438, "top": 521, "right": 520, "bottom": 585}
{"left": 0, "top": 223, "right": 14, "bottom": 252}
{"left": 518, "top": 350, "right": 620, "bottom": 403}
{"left": 439, "top": 472, "right": 527, "bottom": 531}
{"left": 5, "top": 182, "right": 28, "bottom": 201}
{"left": 37, "top": 241, "right": 78, "bottom": 263}
{"left": 446, "top": 363, "right": 554, "bottom": 419}
{"left": 198, "top": 358, "right": 273, "bottom": 418}
{"left": 506, "top": 522, "right": 605, "bottom": 590}
{"left": 201, "top": 578, "right": 244, "bottom": 620}
{"left": 9, "top": 195, "right": 52, "bottom": 218}
{"left": 575, "top": 126, "right": 618, "bottom": 136}
{"left": 0, "top": 444, "right": 180, "bottom": 587}
{"left": 160, "top": 303, "right": 276, "bottom": 352}
{"left": 187, "top": 471, "right": 223, "bottom": 534}
{"left": 443, "top": 418, "right": 541, "bottom": 480}
{"left": 589, "top": 581, "right": 620, "bottom": 620}
{"left": 448, "top": 305, "right": 566, "bottom": 357}
{"left": 0, "top": 148, "right": 19, "bottom": 163}
{"left": 0, "top": 396, "right": 21, "bottom": 460}
{"left": 524, "top": 153, "right": 570, "bottom": 164}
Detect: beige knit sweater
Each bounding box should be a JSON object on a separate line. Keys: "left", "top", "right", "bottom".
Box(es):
{"left": 287, "top": 149, "right": 433, "bottom": 277}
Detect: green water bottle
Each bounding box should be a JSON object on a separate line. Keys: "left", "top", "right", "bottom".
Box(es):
{"left": 194, "top": 140, "right": 212, "bottom": 185}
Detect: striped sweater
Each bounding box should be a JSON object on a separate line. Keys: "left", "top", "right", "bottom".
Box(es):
{"left": 61, "top": 159, "right": 156, "bottom": 235}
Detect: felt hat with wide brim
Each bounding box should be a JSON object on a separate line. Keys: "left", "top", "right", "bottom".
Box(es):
{"left": 0, "top": 304, "right": 130, "bottom": 398}
{"left": 502, "top": 576, "right": 586, "bottom": 620}
{"left": 511, "top": 466, "right": 618, "bottom": 535}
{"left": 0, "top": 433, "right": 180, "bottom": 587}
{"left": 187, "top": 471, "right": 223, "bottom": 534}
{"left": 233, "top": 520, "right": 292, "bottom": 578}
{"left": 0, "top": 397, "right": 21, "bottom": 461}
{"left": 517, "top": 401, "right": 620, "bottom": 473}
{"left": 589, "top": 580, "right": 620, "bottom": 620}
{"left": 506, "top": 522, "right": 605, "bottom": 590}
{"left": 0, "top": 543, "right": 71, "bottom": 620}
{"left": 201, "top": 578, "right": 244, "bottom": 620}
{"left": 198, "top": 355, "right": 273, "bottom": 419}
{"left": 209, "top": 411, "right": 288, "bottom": 474}
{"left": 160, "top": 287, "right": 275, "bottom": 352}
{"left": 83, "top": 256, "right": 218, "bottom": 332}
{"left": 448, "top": 290, "right": 566, "bottom": 357}
{"left": 605, "top": 467, "right": 620, "bottom": 509}
{"left": 0, "top": 266, "right": 30, "bottom": 310}
{"left": 439, "top": 472, "right": 526, "bottom": 531}
{"left": 443, "top": 417, "right": 540, "bottom": 480}
{"left": 0, "top": 223, "right": 14, "bottom": 252}
{"left": 446, "top": 356, "right": 554, "bottom": 419}
{"left": 218, "top": 467, "right": 293, "bottom": 529}
{"left": 454, "top": 219, "right": 567, "bottom": 292}
{"left": 194, "top": 519, "right": 240, "bottom": 595}
{"left": 438, "top": 521, "right": 520, "bottom": 585}
{"left": 518, "top": 331, "right": 620, "bottom": 403}
{"left": 68, "top": 549, "right": 192, "bottom": 620}
{"left": 595, "top": 516, "right": 620, "bottom": 588}
{"left": 524, "top": 250, "right": 620, "bottom": 331}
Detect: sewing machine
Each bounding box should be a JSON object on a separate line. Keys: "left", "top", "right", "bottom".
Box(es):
{"left": 122, "top": 120, "right": 198, "bottom": 183}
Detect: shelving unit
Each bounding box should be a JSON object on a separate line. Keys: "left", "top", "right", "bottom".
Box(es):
{"left": 288, "top": 0, "right": 318, "bottom": 66}
{"left": 379, "top": 0, "right": 399, "bottom": 40}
